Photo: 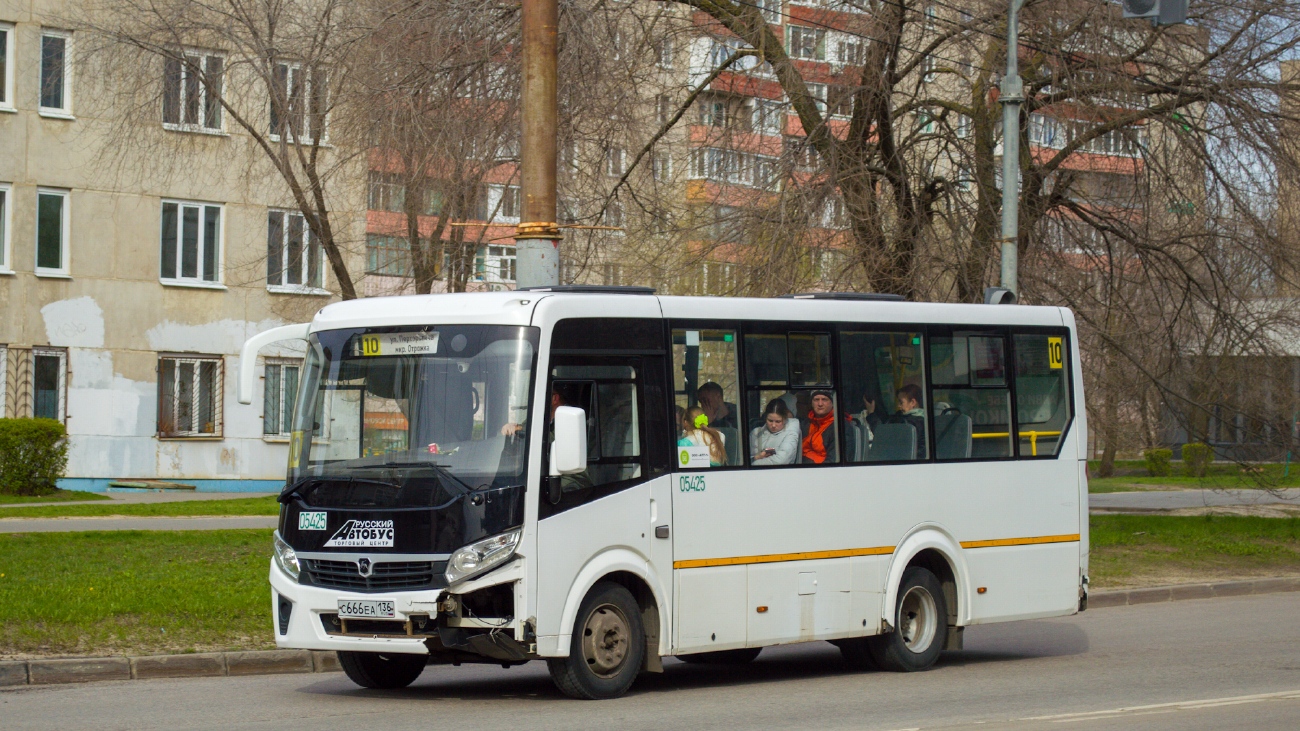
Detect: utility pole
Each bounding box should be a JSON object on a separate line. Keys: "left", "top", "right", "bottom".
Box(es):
{"left": 516, "top": 0, "right": 561, "bottom": 288}
{"left": 999, "top": 0, "right": 1024, "bottom": 298}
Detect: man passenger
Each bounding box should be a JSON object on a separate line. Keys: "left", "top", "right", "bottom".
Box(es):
{"left": 697, "top": 381, "right": 738, "bottom": 430}
{"left": 801, "top": 390, "right": 838, "bottom": 464}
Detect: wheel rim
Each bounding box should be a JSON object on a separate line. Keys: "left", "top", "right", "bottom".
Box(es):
{"left": 581, "top": 602, "right": 631, "bottom": 678}
{"left": 898, "top": 585, "right": 938, "bottom": 653}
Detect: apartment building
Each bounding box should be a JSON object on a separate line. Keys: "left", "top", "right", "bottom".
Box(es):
{"left": 0, "top": 3, "right": 365, "bottom": 490}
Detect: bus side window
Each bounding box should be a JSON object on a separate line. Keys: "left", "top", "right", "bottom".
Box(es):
{"left": 930, "top": 332, "right": 1013, "bottom": 459}
{"left": 839, "top": 331, "right": 928, "bottom": 462}
{"left": 1013, "top": 331, "right": 1072, "bottom": 457}
{"left": 744, "top": 331, "right": 838, "bottom": 465}
{"left": 672, "top": 328, "right": 740, "bottom": 467}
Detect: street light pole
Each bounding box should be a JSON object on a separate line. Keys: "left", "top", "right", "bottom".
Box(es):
{"left": 999, "top": 0, "right": 1024, "bottom": 297}
{"left": 516, "top": 0, "right": 561, "bottom": 288}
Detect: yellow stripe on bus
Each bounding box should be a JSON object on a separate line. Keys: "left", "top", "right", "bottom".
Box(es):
{"left": 673, "top": 545, "right": 895, "bottom": 570}
{"left": 960, "top": 534, "right": 1080, "bottom": 549}
{"left": 672, "top": 534, "right": 1081, "bottom": 570}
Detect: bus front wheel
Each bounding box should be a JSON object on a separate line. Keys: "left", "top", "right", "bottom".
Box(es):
{"left": 868, "top": 566, "right": 947, "bottom": 672}
{"left": 548, "top": 581, "right": 646, "bottom": 700}
{"left": 337, "top": 651, "right": 427, "bottom": 689}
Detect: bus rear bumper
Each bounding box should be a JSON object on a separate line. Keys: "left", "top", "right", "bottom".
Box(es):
{"left": 269, "top": 561, "right": 440, "bottom": 656}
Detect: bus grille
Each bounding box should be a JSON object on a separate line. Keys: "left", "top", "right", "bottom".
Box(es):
{"left": 303, "top": 559, "right": 444, "bottom": 592}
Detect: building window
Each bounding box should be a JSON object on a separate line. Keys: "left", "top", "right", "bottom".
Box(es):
{"left": 787, "top": 26, "right": 826, "bottom": 61}
{"left": 756, "top": 0, "right": 782, "bottom": 23}
{"left": 656, "top": 94, "right": 673, "bottom": 125}
{"left": 653, "top": 151, "right": 672, "bottom": 181}
{"left": 837, "top": 38, "right": 865, "bottom": 66}
{"left": 36, "top": 188, "right": 70, "bottom": 276}
{"left": 700, "top": 94, "right": 731, "bottom": 127}
{"left": 32, "top": 348, "right": 66, "bottom": 422}
{"left": 805, "top": 82, "right": 828, "bottom": 115}
{"left": 263, "top": 361, "right": 301, "bottom": 438}
{"left": 655, "top": 37, "right": 673, "bottom": 69}
{"left": 368, "top": 171, "right": 405, "bottom": 212}
{"left": 158, "top": 355, "right": 223, "bottom": 437}
{"left": 40, "top": 30, "right": 71, "bottom": 115}
{"left": 160, "top": 201, "right": 221, "bottom": 285}
{"left": 0, "top": 23, "right": 14, "bottom": 110}
{"left": 270, "top": 61, "right": 327, "bottom": 143}
{"left": 752, "top": 98, "right": 785, "bottom": 135}
{"left": 484, "top": 245, "right": 516, "bottom": 283}
{"left": 163, "top": 52, "right": 223, "bottom": 131}
{"left": 266, "top": 210, "right": 325, "bottom": 292}
{"left": 0, "top": 183, "right": 11, "bottom": 273}
{"left": 602, "top": 263, "right": 623, "bottom": 285}
{"left": 475, "top": 184, "right": 521, "bottom": 222}
{"left": 604, "top": 148, "right": 626, "bottom": 178}
{"left": 366, "top": 234, "right": 412, "bottom": 277}
{"left": 602, "top": 201, "right": 624, "bottom": 228}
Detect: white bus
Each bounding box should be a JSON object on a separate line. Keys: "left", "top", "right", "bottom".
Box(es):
{"left": 239, "top": 287, "right": 1088, "bottom": 700}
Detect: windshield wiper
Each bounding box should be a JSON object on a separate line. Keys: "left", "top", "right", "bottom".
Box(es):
{"left": 280, "top": 475, "right": 404, "bottom": 504}
{"left": 377, "top": 460, "right": 477, "bottom": 495}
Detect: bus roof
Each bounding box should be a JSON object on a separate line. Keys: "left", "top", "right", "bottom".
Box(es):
{"left": 309, "top": 291, "right": 1069, "bottom": 333}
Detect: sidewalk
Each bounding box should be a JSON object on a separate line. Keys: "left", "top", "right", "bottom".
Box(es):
{"left": 1090, "top": 487, "right": 1300, "bottom": 513}
{"left": 0, "top": 492, "right": 276, "bottom": 510}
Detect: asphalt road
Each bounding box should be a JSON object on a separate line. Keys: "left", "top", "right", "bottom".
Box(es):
{"left": 4, "top": 592, "right": 1299, "bottom": 730}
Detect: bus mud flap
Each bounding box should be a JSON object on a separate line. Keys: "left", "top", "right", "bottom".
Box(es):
{"left": 943, "top": 626, "right": 964, "bottom": 651}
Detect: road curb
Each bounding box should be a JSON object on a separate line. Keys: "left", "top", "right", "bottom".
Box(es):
{"left": 1088, "top": 576, "right": 1300, "bottom": 608}
{"left": 3, "top": 577, "right": 1298, "bottom": 687}
{"left": 0, "top": 649, "right": 341, "bottom": 687}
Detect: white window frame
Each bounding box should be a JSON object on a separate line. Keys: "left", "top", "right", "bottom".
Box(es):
{"left": 604, "top": 148, "right": 627, "bottom": 178}
{"left": 656, "top": 36, "right": 674, "bottom": 69}
{"left": 0, "top": 182, "right": 12, "bottom": 273}
{"left": 484, "top": 244, "right": 517, "bottom": 284}
{"left": 0, "top": 23, "right": 15, "bottom": 112}
{"left": 35, "top": 187, "right": 70, "bottom": 278}
{"left": 266, "top": 209, "right": 328, "bottom": 294}
{"left": 159, "top": 200, "right": 224, "bottom": 288}
{"left": 787, "top": 25, "right": 826, "bottom": 62}
{"left": 162, "top": 50, "right": 225, "bottom": 134}
{"left": 653, "top": 151, "right": 673, "bottom": 181}
{"left": 157, "top": 354, "right": 224, "bottom": 438}
{"left": 39, "top": 29, "right": 73, "bottom": 119}
{"left": 269, "top": 60, "right": 328, "bottom": 144}
{"left": 31, "top": 347, "right": 67, "bottom": 423}
{"left": 262, "top": 358, "right": 302, "bottom": 441}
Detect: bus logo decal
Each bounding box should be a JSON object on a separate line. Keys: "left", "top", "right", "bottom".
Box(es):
{"left": 324, "top": 519, "right": 395, "bottom": 548}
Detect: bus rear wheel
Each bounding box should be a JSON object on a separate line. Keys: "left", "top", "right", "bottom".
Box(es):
{"left": 868, "top": 566, "right": 947, "bottom": 672}
{"left": 676, "top": 647, "right": 762, "bottom": 665}
{"left": 548, "top": 581, "right": 646, "bottom": 700}
{"left": 337, "top": 651, "right": 427, "bottom": 689}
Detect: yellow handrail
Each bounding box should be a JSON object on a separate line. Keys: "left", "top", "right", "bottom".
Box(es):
{"left": 971, "top": 430, "right": 1063, "bottom": 456}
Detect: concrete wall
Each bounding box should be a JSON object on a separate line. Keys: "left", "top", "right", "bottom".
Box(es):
{"left": 0, "top": 1, "right": 365, "bottom": 489}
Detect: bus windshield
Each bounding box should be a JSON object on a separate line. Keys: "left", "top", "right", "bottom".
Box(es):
{"left": 286, "top": 325, "right": 538, "bottom": 506}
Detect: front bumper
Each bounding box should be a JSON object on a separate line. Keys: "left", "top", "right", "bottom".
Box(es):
{"left": 269, "top": 560, "right": 442, "bottom": 656}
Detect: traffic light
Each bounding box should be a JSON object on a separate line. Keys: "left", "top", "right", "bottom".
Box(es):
{"left": 1121, "top": 0, "right": 1188, "bottom": 26}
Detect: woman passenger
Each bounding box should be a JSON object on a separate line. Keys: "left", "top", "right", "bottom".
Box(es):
{"left": 678, "top": 406, "right": 727, "bottom": 466}
{"left": 750, "top": 399, "right": 799, "bottom": 466}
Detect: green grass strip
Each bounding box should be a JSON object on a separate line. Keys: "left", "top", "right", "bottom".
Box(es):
{"left": 0, "top": 495, "right": 281, "bottom": 519}
{"left": 0, "top": 529, "right": 276, "bottom": 657}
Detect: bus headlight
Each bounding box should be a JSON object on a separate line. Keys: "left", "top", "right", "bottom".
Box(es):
{"left": 273, "top": 531, "right": 301, "bottom": 582}
{"left": 446, "top": 530, "right": 521, "bottom": 584}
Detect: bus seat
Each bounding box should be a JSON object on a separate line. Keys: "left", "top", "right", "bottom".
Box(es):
{"left": 934, "top": 412, "right": 973, "bottom": 459}
{"left": 844, "top": 419, "right": 865, "bottom": 462}
{"left": 867, "top": 423, "right": 916, "bottom": 461}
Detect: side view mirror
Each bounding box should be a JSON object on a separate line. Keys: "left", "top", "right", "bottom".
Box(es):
{"left": 550, "top": 406, "right": 588, "bottom": 477}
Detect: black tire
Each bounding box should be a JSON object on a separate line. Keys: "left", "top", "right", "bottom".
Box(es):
{"left": 547, "top": 581, "right": 645, "bottom": 700}
{"left": 675, "top": 647, "right": 762, "bottom": 665}
{"left": 867, "top": 566, "right": 948, "bottom": 672}
{"left": 337, "top": 650, "right": 427, "bottom": 689}
{"left": 832, "top": 638, "right": 878, "bottom": 670}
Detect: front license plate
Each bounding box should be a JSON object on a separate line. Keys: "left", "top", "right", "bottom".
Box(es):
{"left": 337, "top": 600, "right": 395, "bottom": 619}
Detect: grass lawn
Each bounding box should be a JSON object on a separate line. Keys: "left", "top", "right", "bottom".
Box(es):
{"left": 0, "top": 495, "right": 281, "bottom": 519}
{"left": 0, "top": 530, "right": 276, "bottom": 659}
{"left": 1090, "top": 514, "right": 1300, "bottom": 589}
{"left": 1087, "top": 460, "right": 1300, "bottom": 492}
{"left": 0, "top": 490, "right": 111, "bottom": 505}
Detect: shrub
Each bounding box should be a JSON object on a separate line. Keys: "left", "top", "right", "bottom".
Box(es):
{"left": 0, "top": 418, "right": 69, "bottom": 496}
{"left": 1143, "top": 448, "right": 1173, "bottom": 477}
{"left": 1182, "top": 442, "right": 1215, "bottom": 478}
